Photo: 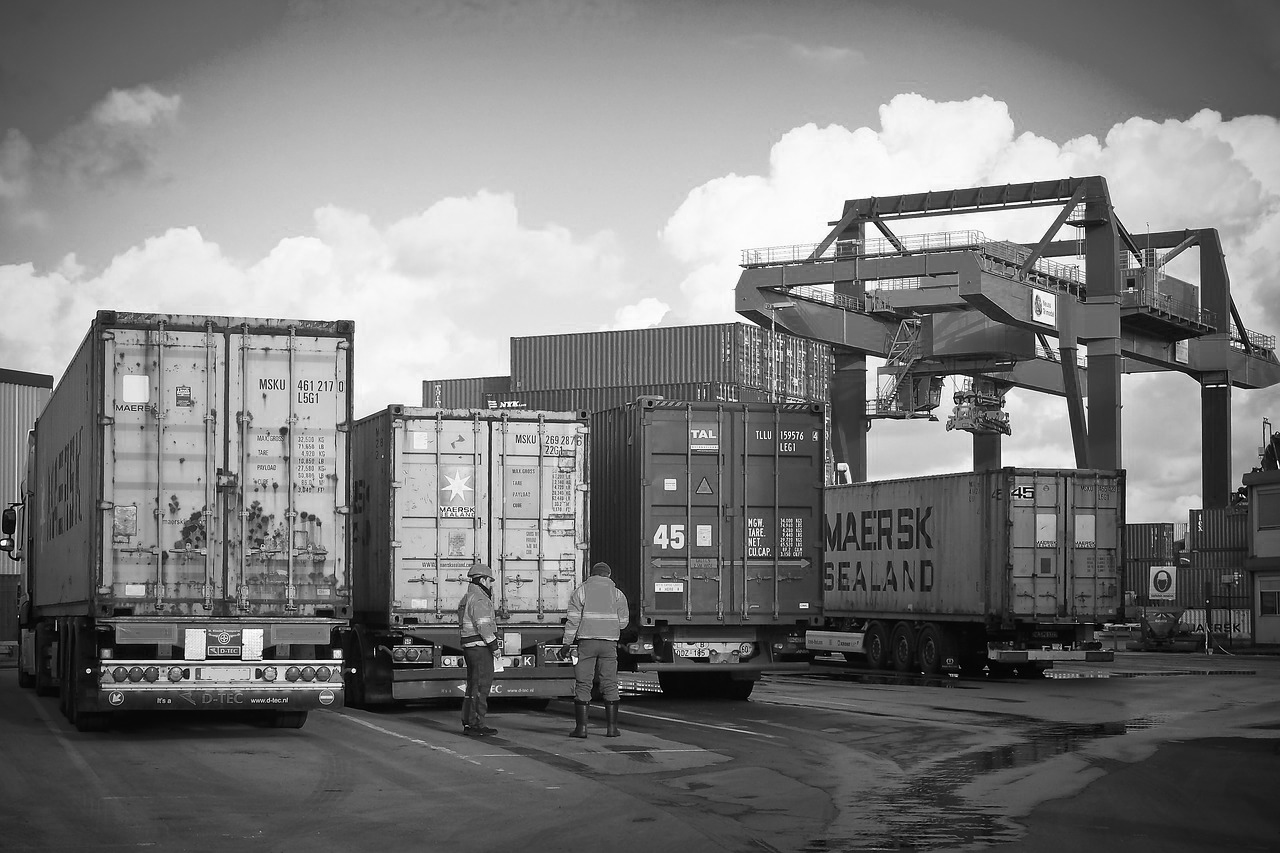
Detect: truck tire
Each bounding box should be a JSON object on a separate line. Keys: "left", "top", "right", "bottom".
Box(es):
{"left": 271, "top": 711, "right": 309, "bottom": 729}
{"left": 16, "top": 633, "right": 35, "bottom": 689}
{"left": 35, "top": 622, "right": 57, "bottom": 697}
{"left": 863, "top": 622, "right": 889, "bottom": 670}
{"left": 890, "top": 622, "right": 916, "bottom": 672}
{"left": 917, "top": 624, "right": 944, "bottom": 675}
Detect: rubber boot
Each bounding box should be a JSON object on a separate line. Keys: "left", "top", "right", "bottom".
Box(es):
{"left": 569, "top": 700, "right": 589, "bottom": 738}
{"left": 604, "top": 700, "right": 620, "bottom": 737}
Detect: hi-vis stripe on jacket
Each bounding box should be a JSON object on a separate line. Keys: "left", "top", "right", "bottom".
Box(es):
{"left": 563, "top": 576, "right": 629, "bottom": 642}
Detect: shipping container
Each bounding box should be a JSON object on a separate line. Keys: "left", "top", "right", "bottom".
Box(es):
{"left": 421, "top": 375, "right": 511, "bottom": 408}
{"left": 1187, "top": 507, "right": 1248, "bottom": 551}
{"left": 5, "top": 311, "right": 353, "bottom": 731}
{"left": 0, "top": 368, "right": 52, "bottom": 577}
{"left": 1124, "top": 522, "right": 1179, "bottom": 562}
{"left": 483, "top": 383, "right": 806, "bottom": 413}
{"left": 346, "top": 406, "right": 589, "bottom": 704}
{"left": 589, "top": 399, "right": 825, "bottom": 699}
{"left": 510, "top": 323, "right": 832, "bottom": 403}
{"left": 812, "top": 468, "right": 1121, "bottom": 674}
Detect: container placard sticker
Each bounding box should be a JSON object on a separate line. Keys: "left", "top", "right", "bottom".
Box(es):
{"left": 664, "top": 478, "right": 678, "bottom": 491}
{"left": 175, "top": 385, "right": 194, "bottom": 408}
{"left": 696, "top": 524, "right": 712, "bottom": 547}
{"left": 689, "top": 422, "right": 719, "bottom": 452}
{"left": 655, "top": 582, "right": 685, "bottom": 592}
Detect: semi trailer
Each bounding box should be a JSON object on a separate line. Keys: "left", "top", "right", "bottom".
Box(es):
{"left": 343, "top": 406, "right": 588, "bottom": 705}
{"left": 809, "top": 468, "right": 1120, "bottom": 675}
{"left": 590, "top": 399, "right": 825, "bottom": 699}
{"left": 1, "top": 311, "right": 353, "bottom": 730}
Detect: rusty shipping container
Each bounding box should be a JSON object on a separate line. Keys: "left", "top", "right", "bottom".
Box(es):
{"left": 1187, "top": 507, "right": 1248, "bottom": 551}
{"left": 589, "top": 399, "right": 825, "bottom": 699}
{"left": 510, "top": 323, "right": 833, "bottom": 402}
{"left": 347, "top": 406, "right": 589, "bottom": 703}
{"left": 10, "top": 311, "right": 353, "bottom": 730}
{"left": 421, "top": 375, "right": 511, "bottom": 408}
{"left": 819, "top": 469, "right": 1122, "bottom": 673}
{"left": 1, "top": 368, "right": 52, "bottom": 577}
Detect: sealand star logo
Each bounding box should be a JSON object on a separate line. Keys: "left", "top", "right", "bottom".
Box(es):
{"left": 442, "top": 470, "right": 473, "bottom": 503}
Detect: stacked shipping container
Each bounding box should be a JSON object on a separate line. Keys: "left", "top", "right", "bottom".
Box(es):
{"left": 1123, "top": 510, "right": 1251, "bottom": 639}
{"left": 422, "top": 323, "right": 832, "bottom": 411}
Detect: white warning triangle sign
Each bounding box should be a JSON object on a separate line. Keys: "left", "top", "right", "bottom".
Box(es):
{"left": 696, "top": 477, "right": 713, "bottom": 495}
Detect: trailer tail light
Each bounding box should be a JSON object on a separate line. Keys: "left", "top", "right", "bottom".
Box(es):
{"left": 392, "top": 647, "right": 406, "bottom": 662}
{"left": 285, "top": 666, "right": 302, "bottom": 682}
{"left": 112, "top": 666, "right": 129, "bottom": 682}
{"left": 167, "top": 667, "right": 185, "bottom": 682}
{"left": 261, "top": 666, "right": 278, "bottom": 682}
{"left": 128, "top": 666, "right": 144, "bottom": 683}
{"left": 143, "top": 667, "right": 160, "bottom": 683}
{"left": 405, "top": 648, "right": 420, "bottom": 662}
{"left": 301, "top": 666, "right": 316, "bottom": 682}
{"left": 316, "top": 666, "right": 332, "bottom": 682}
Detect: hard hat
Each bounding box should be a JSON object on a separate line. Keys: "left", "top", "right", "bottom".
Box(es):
{"left": 467, "top": 562, "right": 494, "bottom": 579}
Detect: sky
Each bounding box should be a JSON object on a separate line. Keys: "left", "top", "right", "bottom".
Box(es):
{"left": 2, "top": 0, "right": 1279, "bottom": 523}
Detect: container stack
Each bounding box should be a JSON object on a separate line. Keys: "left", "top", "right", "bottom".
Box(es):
{"left": 1123, "top": 521, "right": 1182, "bottom": 606}
{"left": 1181, "top": 507, "right": 1252, "bottom": 640}
{"left": 422, "top": 323, "right": 832, "bottom": 412}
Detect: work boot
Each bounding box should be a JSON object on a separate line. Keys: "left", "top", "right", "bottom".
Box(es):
{"left": 604, "top": 700, "right": 620, "bottom": 737}
{"left": 569, "top": 700, "right": 589, "bottom": 738}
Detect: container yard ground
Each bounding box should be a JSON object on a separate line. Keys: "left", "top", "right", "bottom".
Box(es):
{"left": 2, "top": 655, "right": 1277, "bottom": 852}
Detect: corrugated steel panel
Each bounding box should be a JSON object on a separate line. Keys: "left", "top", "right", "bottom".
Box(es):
{"left": 1, "top": 371, "right": 52, "bottom": 576}
{"left": 484, "top": 383, "right": 781, "bottom": 413}
{"left": 1188, "top": 507, "right": 1248, "bottom": 550}
{"left": 1124, "top": 522, "right": 1178, "bottom": 561}
{"left": 509, "top": 323, "right": 832, "bottom": 401}
{"left": 1170, "top": 565, "right": 1251, "bottom": 608}
{"left": 824, "top": 469, "right": 1124, "bottom": 623}
{"left": 29, "top": 312, "right": 353, "bottom": 619}
{"left": 420, "top": 376, "right": 510, "bottom": 408}
{"left": 590, "top": 399, "right": 826, "bottom": 627}
{"left": 350, "top": 406, "right": 588, "bottom": 627}
{"left": 0, "top": 574, "right": 17, "bottom": 640}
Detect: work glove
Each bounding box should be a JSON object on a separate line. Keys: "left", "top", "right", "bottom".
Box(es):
{"left": 558, "top": 644, "right": 573, "bottom": 661}
{"left": 486, "top": 640, "right": 500, "bottom": 655}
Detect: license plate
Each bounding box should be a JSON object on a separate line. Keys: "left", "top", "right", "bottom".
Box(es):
{"left": 195, "top": 667, "right": 252, "bottom": 682}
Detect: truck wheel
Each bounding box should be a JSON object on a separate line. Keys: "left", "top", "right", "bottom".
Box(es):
{"left": 658, "top": 672, "right": 692, "bottom": 698}
{"left": 917, "top": 624, "right": 944, "bottom": 675}
{"left": 863, "top": 622, "right": 889, "bottom": 670}
{"left": 890, "top": 622, "right": 916, "bottom": 672}
{"left": 271, "top": 711, "right": 309, "bottom": 729}
{"left": 35, "top": 623, "right": 57, "bottom": 697}
{"left": 16, "top": 633, "right": 35, "bottom": 689}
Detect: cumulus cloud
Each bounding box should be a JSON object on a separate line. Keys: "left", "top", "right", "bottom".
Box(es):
{"left": 600, "top": 297, "right": 669, "bottom": 331}
{"left": 661, "top": 93, "right": 1280, "bottom": 520}
{"left": 0, "top": 192, "right": 628, "bottom": 416}
{"left": 0, "top": 84, "right": 181, "bottom": 233}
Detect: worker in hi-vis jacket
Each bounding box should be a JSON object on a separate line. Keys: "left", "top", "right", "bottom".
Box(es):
{"left": 560, "top": 561, "right": 630, "bottom": 738}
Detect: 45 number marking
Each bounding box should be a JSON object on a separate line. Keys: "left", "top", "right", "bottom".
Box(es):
{"left": 653, "top": 524, "right": 686, "bottom": 550}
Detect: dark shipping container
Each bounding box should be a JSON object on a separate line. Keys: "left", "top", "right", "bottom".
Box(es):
{"left": 589, "top": 399, "right": 826, "bottom": 698}
{"left": 421, "top": 375, "right": 511, "bottom": 408}
{"left": 1187, "top": 507, "right": 1248, "bottom": 551}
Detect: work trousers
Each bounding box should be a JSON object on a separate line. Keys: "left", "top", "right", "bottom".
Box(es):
{"left": 462, "top": 645, "right": 495, "bottom": 726}
{"left": 573, "top": 638, "right": 619, "bottom": 703}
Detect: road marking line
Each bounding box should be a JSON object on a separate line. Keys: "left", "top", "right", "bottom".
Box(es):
{"left": 617, "top": 708, "right": 778, "bottom": 739}
{"left": 26, "top": 693, "right": 111, "bottom": 797}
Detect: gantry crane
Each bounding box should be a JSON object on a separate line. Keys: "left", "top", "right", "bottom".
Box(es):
{"left": 736, "top": 176, "right": 1280, "bottom": 508}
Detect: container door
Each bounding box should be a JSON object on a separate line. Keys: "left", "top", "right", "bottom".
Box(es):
{"left": 490, "top": 416, "right": 585, "bottom": 620}
{"left": 394, "top": 414, "right": 488, "bottom": 622}
{"left": 227, "top": 327, "right": 349, "bottom": 616}
{"left": 734, "top": 408, "right": 824, "bottom": 620}
{"left": 1008, "top": 471, "right": 1065, "bottom": 617}
{"left": 1064, "top": 472, "right": 1122, "bottom": 619}
{"left": 643, "top": 408, "right": 729, "bottom": 621}
{"left": 104, "top": 325, "right": 223, "bottom": 613}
